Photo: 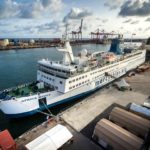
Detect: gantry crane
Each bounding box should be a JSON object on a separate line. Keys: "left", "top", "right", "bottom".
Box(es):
{"left": 71, "top": 19, "right": 83, "bottom": 40}
{"left": 90, "top": 29, "right": 121, "bottom": 40}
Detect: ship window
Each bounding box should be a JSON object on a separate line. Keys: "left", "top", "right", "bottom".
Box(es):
{"left": 82, "top": 76, "right": 84, "bottom": 79}
{"left": 69, "top": 81, "right": 72, "bottom": 83}
{"left": 73, "top": 79, "right": 75, "bottom": 82}
{"left": 76, "top": 78, "right": 78, "bottom": 81}
{"left": 96, "top": 81, "right": 99, "bottom": 86}
{"left": 73, "top": 86, "right": 75, "bottom": 88}
{"left": 76, "top": 84, "right": 78, "bottom": 87}
{"left": 69, "top": 87, "right": 72, "bottom": 89}
{"left": 82, "top": 82, "right": 84, "bottom": 84}
{"left": 60, "top": 81, "right": 63, "bottom": 84}
{"left": 79, "top": 83, "right": 81, "bottom": 85}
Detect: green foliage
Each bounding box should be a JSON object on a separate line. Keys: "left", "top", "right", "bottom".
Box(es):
{"left": 15, "top": 88, "right": 20, "bottom": 95}
{"left": 21, "top": 90, "right": 24, "bottom": 95}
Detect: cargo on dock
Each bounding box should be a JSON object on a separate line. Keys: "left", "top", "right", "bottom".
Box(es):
{"left": 92, "top": 118, "right": 144, "bottom": 150}
{"left": 109, "top": 107, "right": 150, "bottom": 138}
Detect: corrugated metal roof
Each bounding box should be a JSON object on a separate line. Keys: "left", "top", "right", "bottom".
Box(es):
{"left": 93, "top": 119, "right": 144, "bottom": 150}
{"left": 130, "top": 103, "right": 150, "bottom": 117}
{"left": 109, "top": 107, "right": 150, "bottom": 138}
{"left": 26, "top": 124, "right": 73, "bottom": 150}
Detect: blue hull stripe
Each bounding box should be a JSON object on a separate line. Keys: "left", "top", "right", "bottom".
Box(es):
{"left": 6, "top": 86, "right": 101, "bottom": 118}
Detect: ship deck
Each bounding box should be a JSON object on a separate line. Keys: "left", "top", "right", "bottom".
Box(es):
{"left": 9, "top": 83, "right": 51, "bottom": 98}
{"left": 0, "top": 82, "right": 52, "bottom": 99}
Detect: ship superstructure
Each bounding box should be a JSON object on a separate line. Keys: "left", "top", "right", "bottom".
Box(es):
{"left": 0, "top": 34, "right": 146, "bottom": 118}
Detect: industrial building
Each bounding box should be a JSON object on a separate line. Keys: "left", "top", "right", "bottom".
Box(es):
{"left": 92, "top": 118, "right": 144, "bottom": 150}
{"left": 109, "top": 107, "right": 150, "bottom": 138}
{"left": 0, "top": 39, "right": 9, "bottom": 47}
{"left": 25, "top": 124, "right": 73, "bottom": 150}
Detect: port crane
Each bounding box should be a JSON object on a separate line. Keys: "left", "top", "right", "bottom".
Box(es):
{"left": 71, "top": 19, "right": 83, "bottom": 40}
{"left": 91, "top": 29, "right": 120, "bottom": 39}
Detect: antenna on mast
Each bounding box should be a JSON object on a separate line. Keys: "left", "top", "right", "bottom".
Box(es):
{"left": 65, "top": 23, "right": 69, "bottom": 40}
{"left": 57, "top": 23, "right": 74, "bottom": 64}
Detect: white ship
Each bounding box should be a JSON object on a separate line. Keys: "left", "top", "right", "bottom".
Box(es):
{"left": 0, "top": 34, "right": 146, "bottom": 118}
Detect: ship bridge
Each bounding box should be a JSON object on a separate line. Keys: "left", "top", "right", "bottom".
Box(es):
{"left": 38, "top": 59, "right": 77, "bottom": 79}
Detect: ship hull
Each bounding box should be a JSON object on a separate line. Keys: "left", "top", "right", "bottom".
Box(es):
{"left": 4, "top": 87, "right": 101, "bottom": 118}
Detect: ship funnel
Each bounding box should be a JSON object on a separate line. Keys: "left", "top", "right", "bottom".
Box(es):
{"left": 109, "top": 34, "right": 123, "bottom": 55}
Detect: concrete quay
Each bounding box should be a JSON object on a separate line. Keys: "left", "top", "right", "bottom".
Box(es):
{"left": 60, "top": 67, "right": 150, "bottom": 132}
{"left": 15, "top": 65, "right": 150, "bottom": 149}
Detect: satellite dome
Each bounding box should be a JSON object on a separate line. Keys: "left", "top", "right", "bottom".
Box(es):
{"left": 81, "top": 49, "right": 88, "bottom": 57}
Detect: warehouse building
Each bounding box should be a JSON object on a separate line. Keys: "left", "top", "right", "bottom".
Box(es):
{"left": 109, "top": 107, "right": 150, "bottom": 138}
{"left": 92, "top": 119, "right": 144, "bottom": 150}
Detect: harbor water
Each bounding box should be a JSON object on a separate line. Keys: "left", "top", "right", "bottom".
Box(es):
{"left": 0, "top": 44, "right": 109, "bottom": 138}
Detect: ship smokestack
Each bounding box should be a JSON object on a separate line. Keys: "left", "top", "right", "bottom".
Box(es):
{"left": 109, "top": 34, "right": 123, "bottom": 55}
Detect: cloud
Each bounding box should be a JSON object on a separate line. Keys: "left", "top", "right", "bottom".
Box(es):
{"left": 5, "top": 20, "right": 64, "bottom": 37}
{"left": 37, "top": 21, "right": 61, "bottom": 32}
{"left": 145, "top": 26, "right": 150, "bottom": 31}
{"left": 95, "top": 17, "right": 101, "bottom": 21}
{"left": 145, "top": 17, "right": 150, "bottom": 21}
{"left": 0, "top": 0, "right": 19, "bottom": 18}
{"left": 119, "top": 0, "right": 150, "bottom": 17}
{"left": 0, "top": 21, "right": 9, "bottom": 26}
{"left": 41, "top": 0, "right": 63, "bottom": 12}
{"left": 130, "top": 20, "right": 140, "bottom": 24}
{"left": 63, "top": 8, "right": 92, "bottom": 23}
{"left": 123, "top": 19, "right": 132, "bottom": 23}
{"left": 138, "top": 27, "right": 142, "bottom": 31}
{"left": 0, "top": 0, "right": 63, "bottom": 19}
{"left": 18, "top": 1, "right": 43, "bottom": 18}
{"left": 104, "top": 0, "right": 125, "bottom": 10}
{"left": 102, "top": 19, "right": 108, "bottom": 23}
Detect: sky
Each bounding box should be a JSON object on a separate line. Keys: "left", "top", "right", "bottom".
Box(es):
{"left": 0, "top": 0, "right": 150, "bottom": 38}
